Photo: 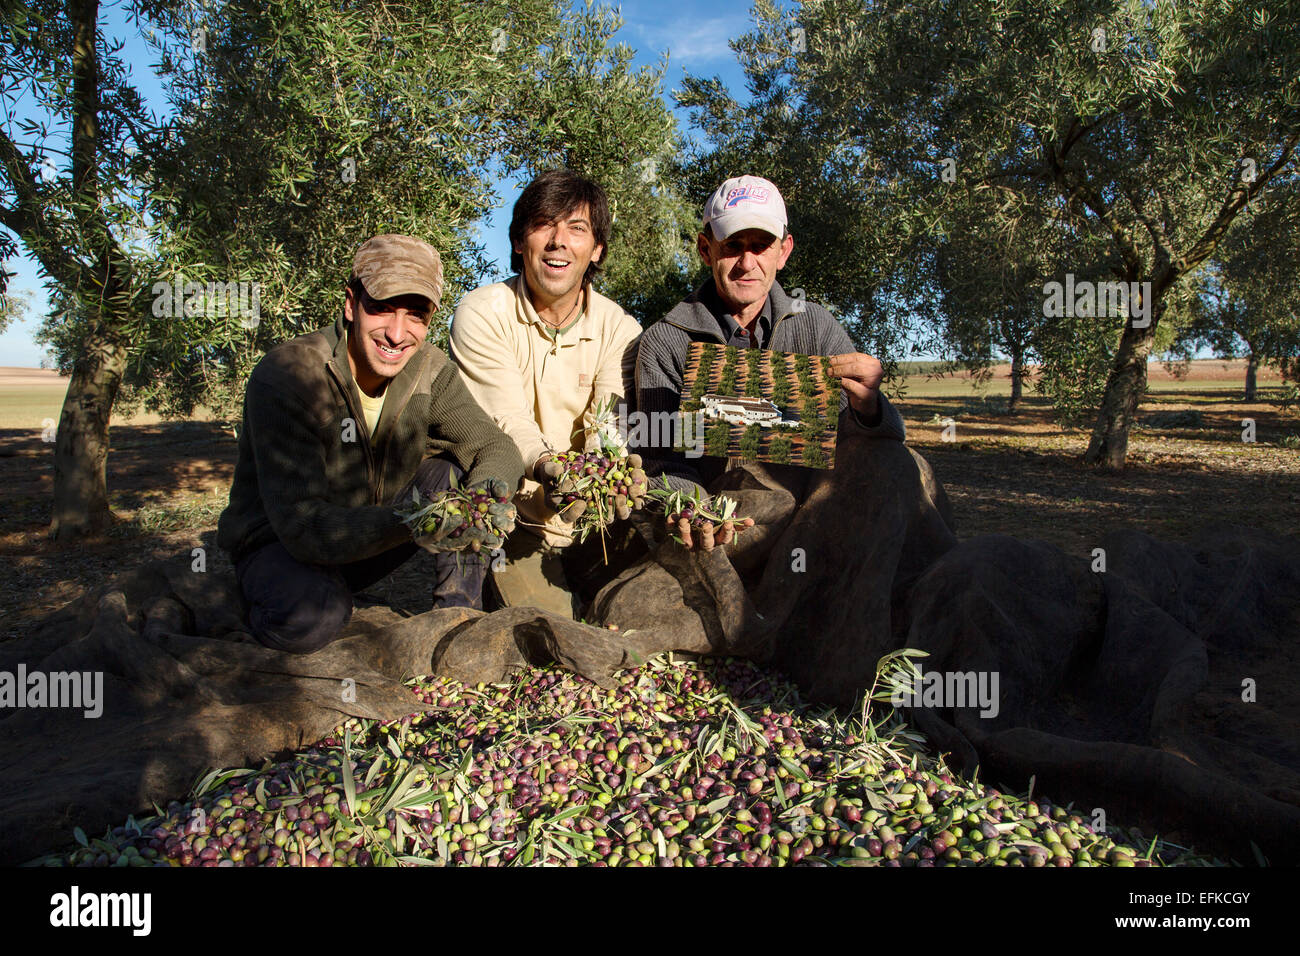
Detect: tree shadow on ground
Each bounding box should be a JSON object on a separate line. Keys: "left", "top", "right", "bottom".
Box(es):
{"left": 912, "top": 436, "right": 1300, "bottom": 560}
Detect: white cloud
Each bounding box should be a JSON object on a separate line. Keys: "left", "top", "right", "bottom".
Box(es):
{"left": 627, "top": 13, "right": 752, "bottom": 66}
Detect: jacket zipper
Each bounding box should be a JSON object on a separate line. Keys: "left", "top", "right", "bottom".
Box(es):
{"left": 371, "top": 353, "right": 425, "bottom": 504}
{"left": 327, "top": 362, "right": 380, "bottom": 504}
{"left": 768, "top": 311, "right": 795, "bottom": 346}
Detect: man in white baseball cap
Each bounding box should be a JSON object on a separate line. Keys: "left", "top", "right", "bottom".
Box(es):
{"left": 634, "top": 174, "right": 907, "bottom": 550}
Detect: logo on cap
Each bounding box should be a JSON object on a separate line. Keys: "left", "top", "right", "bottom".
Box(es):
{"left": 724, "top": 185, "right": 771, "bottom": 208}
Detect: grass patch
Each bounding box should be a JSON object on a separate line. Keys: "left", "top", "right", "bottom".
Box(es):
{"left": 0, "top": 384, "right": 71, "bottom": 429}
{"left": 109, "top": 496, "right": 227, "bottom": 537}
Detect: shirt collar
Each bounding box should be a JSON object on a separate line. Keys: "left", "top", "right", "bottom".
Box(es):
{"left": 513, "top": 274, "right": 593, "bottom": 339}
{"left": 702, "top": 279, "right": 773, "bottom": 348}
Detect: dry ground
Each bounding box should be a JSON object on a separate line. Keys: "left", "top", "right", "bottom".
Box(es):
{"left": 2, "top": 361, "right": 1297, "bottom": 644}
{"left": 906, "top": 361, "right": 1299, "bottom": 557}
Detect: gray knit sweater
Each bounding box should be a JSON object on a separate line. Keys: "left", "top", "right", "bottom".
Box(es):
{"left": 634, "top": 278, "right": 905, "bottom": 488}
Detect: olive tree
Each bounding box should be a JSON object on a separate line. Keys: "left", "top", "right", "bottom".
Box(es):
{"left": 2, "top": 0, "right": 683, "bottom": 539}
{"left": 1170, "top": 188, "right": 1300, "bottom": 398}
{"left": 679, "top": 0, "right": 1300, "bottom": 466}
{"left": 1, "top": 0, "right": 173, "bottom": 539}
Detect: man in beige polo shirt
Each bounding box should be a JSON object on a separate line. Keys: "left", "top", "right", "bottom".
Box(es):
{"left": 450, "top": 169, "right": 643, "bottom": 618}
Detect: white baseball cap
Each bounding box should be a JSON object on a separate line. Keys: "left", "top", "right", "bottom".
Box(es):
{"left": 702, "top": 175, "right": 788, "bottom": 240}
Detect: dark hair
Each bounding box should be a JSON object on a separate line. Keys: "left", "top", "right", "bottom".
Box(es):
{"left": 509, "top": 169, "right": 611, "bottom": 286}
{"left": 343, "top": 277, "right": 365, "bottom": 325}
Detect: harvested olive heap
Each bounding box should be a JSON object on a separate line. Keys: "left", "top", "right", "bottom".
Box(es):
{"left": 31, "top": 656, "right": 1219, "bottom": 867}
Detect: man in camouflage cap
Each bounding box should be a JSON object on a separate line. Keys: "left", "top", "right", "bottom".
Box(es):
{"left": 217, "top": 235, "right": 524, "bottom": 653}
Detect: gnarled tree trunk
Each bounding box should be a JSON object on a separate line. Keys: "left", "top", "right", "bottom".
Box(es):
{"left": 45, "top": 0, "right": 136, "bottom": 541}
{"left": 50, "top": 324, "right": 129, "bottom": 540}
{"left": 1084, "top": 310, "right": 1160, "bottom": 469}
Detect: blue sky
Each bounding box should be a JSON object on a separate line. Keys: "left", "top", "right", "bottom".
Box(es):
{"left": 0, "top": 0, "right": 761, "bottom": 367}
{"left": 473, "top": 3, "right": 758, "bottom": 285}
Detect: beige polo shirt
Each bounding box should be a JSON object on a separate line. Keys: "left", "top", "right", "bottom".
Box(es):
{"left": 450, "top": 274, "right": 642, "bottom": 547}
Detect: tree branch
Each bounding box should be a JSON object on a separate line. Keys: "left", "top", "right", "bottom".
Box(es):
{"left": 1179, "top": 130, "right": 1300, "bottom": 276}
{"left": 1042, "top": 133, "right": 1145, "bottom": 280}
{"left": 1121, "top": 182, "right": 1174, "bottom": 285}
{"left": 0, "top": 128, "right": 86, "bottom": 289}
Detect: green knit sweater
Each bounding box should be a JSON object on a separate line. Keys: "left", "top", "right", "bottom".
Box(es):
{"left": 217, "top": 314, "right": 524, "bottom": 567}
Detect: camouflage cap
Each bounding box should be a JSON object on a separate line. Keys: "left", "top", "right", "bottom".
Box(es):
{"left": 349, "top": 234, "right": 444, "bottom": 311}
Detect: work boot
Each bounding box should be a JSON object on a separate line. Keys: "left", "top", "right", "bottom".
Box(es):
{"left": 431, "top": 549, "right": 488, "bottom": 610}
{"left": 488, "top": 530, "right": 580, "bottom": 619}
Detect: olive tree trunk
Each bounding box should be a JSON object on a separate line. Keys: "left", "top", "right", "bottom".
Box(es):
{"left": 1084, "top": 310, "right": 1160, "bottom": 469}
{"left": 44, "top": 0, "right": 137, "bottom": 541}
{"left": 1008, "top": 348, "right": 1024, "bottom": 414}
{"left": 49, "top": 325, "right": 129, "bottom": 540}
{"left": 1245, "top": 351, "right": 1258, "bottom": 403}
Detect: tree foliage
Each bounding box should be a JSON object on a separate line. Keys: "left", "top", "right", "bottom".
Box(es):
{"left": 677, "top": 0, "right": 1300, "bottom": 466}
{"left": 706, "top": 419, "right": 730, "bottom": 456}
{"left": 101, "top": 0, "right": 685, "bottom": 424}
{"left": 1169, "top": 186, "right": 1300, "bottom": 396}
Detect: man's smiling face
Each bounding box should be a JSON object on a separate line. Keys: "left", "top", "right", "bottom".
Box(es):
{"left": 698, "top": 226, "right": 794, "bottom": 316}
{"left": 344, "top": 284, "right": 433, "bottom": 392}
{"left": 514, "top": 202, "right": 604, "bottom": 309}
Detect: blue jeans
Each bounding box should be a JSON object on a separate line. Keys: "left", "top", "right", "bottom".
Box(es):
{"left": 235, "top": 457, "right": 487, "bottom": 654}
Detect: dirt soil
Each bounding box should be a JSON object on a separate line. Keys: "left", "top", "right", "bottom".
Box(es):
{"left": 2, "top": 367, "right": 1298, "bottom": 645}
{"left": 903, "top": 386, "right": 1299, "bottom": 559}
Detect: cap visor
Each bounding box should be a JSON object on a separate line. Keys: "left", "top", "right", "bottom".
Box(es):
{"left": 708, "top": 213, "right": 784, "bottom": 240}
{"left": 359, "top": 276, "right": 441, "bottom": 310}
